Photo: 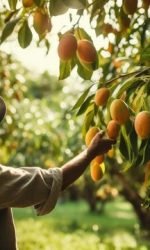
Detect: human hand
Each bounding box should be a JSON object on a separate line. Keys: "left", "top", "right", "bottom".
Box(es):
{"left": 87, "top": 131, "right": 116, "bottom": 159}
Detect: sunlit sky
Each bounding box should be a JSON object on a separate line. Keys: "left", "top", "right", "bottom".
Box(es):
{"left": 0, "top": 0, "right": 123, "bottom": 79}
{"left": 1, "top": 9, "right": 96, "bottom": 77}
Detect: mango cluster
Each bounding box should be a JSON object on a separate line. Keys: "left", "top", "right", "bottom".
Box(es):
{"left": 22, "top": 0, "right": 52, "bottom": 36}
{"left": 85, "top": 87, "right": 150, "bottom": 182}
{"left": 57, "top": 33, "right": 97, "bottom": 70}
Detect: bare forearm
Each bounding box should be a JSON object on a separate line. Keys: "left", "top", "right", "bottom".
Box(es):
{"left": 61, "top": 132, "right": 115, "bottom": 190}
{"left": 61, "top": 149, "right": 93, "bottom": 190}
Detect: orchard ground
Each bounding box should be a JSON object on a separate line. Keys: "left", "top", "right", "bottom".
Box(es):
{"left": 13, "top": 197, "right": 150, "bottom": 250}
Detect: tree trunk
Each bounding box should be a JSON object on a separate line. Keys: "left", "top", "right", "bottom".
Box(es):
{"left": 110, "top": 163, "right": 150, "bottom": 231}
{"left": 82, "top": 176, "right": 97, "bottom": 212}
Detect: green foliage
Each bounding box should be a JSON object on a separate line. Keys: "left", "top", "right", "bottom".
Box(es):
{"left": 13, "top": 200, "right": 150, "bottom": 250}
{"left": 73, "top": 68, "right": 150, "bottom": 169}
{"left": 0, "top": 18, "right": 20, "bottom": 44}
{"left": 0, "top": 0, "right": 150, "bottom": 216}
{"left": 49, "top": 0, "right": 68, "bottom": 16}
{"left": 0, "top": 51, "right": 82, "bottom": 167}
{"left": 59, "top": 60, "right": 72, "bottom": 80}
{"left": 141, "top": 47, "right": 150, "bottom": 64}
{"left": 71, "top": 84, "right": 94, "bottom": 111}
{"left": 34, "top": 0, "right": 45, "bottom": 7}
{"left": 143, "top": 187, "right": 150, "bottom": 209}
{"left": 63, "top": 0, "right": 86, "bottom": 10}
{"left": 18, "top": 20, "right": 32, "bottom": 48}
{"left": 8, "top": 0, "right": 17, "bottom": 10}
{"left": 1, "top": 0, "right": 149, "bottom": 79}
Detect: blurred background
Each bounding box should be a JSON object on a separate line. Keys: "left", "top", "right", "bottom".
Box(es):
{"left": 0, "top": 0, "right": 150, "bottom": 249}
{"left": 0, "top": 51, "right": 149, "bottom": 250}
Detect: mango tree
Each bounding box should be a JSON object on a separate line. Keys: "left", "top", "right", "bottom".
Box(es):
{"left": 0, "top": 0, "right": 150, "bottom": 230}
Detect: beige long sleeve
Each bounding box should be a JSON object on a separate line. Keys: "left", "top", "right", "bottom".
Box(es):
{"left": 0, "top": 164, "right": 62, "bottom": 216}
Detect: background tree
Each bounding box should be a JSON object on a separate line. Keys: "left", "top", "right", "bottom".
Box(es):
{"left": 0, "top": 51, "right": 82, "bottom": 167}
{"left": 0, "top": 0, "right": 150, "bottom": 231}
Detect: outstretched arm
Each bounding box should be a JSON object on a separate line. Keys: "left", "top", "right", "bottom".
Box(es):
{"left": 0, "top": 132, "right": 115, "bottom": 250}
{"left": 61, "top": 131, "right": 115, "bottom": 190}
{"left": 0, "top": 131, "right": 115, "bottom": 215}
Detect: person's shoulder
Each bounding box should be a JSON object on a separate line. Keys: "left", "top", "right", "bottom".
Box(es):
{"left": 0, "top": 164, "right": 5, "bottom": 168}
{"left": 0, "top": 164, "right": 7, "bottom": 172}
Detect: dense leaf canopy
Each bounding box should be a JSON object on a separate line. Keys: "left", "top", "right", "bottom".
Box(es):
{"left": 0, "top": 0, "right": 150, "bottom": 208}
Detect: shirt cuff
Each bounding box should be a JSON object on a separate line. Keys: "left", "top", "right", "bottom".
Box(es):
{"left": 35, "top": 167, "right": 63, "bottom": 216}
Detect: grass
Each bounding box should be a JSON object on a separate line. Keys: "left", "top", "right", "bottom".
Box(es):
{"left": 13, "top": 197, "right": 150, "bottom": 250}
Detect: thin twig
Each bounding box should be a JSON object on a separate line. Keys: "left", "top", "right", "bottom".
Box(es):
{"left": 102, "top": 67, "right": 150, "bottom": 87}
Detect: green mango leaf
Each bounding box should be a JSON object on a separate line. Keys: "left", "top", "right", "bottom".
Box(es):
{"left": 45, "top": 39, "right": 50, "bottom": 55}
{"left": 82, "top": 110, "right": 94, "bottom": 137}
{"left": 128, "top": 124, "right": 138, "bottom": 157}
{"left": 123, "top": 137, "right": 150, "bottom": 170}
{"left": 74, "top": 27, "right": 92, "bottom": 41}
{"left": 119, "top": 132, "right": 130, "bottom": 160}
{"left": 4, "top": 10, "right": 18, "bottom": 23}
{"left": 49, "top": 0, "right": 68, "bottom": 16}
{"left": 63, "top": 0, "right": 86, "bottom": 9}
{"left": 140, "top": 18, "right": 149, "bottom": 48}
{"left": 33, "top": 0, "right": 44, "bottom": 7}
{"left": 123, "top": 154, "right": 142, "bottom": 171}
{"left": 115, "top": 68, "right": 150, "bottom": 98}
{"left": 90, "top": 0, "right": 106, "bottom": 21}
{"left": 141, "top": 47, "right": 150, "bottom": 62}
{"left": 114, "top": 77, "right": 136, "bottom": 98}
{"left": 59, "top": 60, "right": 71, "bottom": 80}
{"left": 71, "top": 84, "right": 94, "bottom": 111}
{"left": 77, "top": 95, "right": 94, "bottom": 116}
{"left": 119, "top": 125, "right": 133, "bottom": 162}
{"left": 143, "top": 187, "right": 150, "bottom": 209}
{"left": 77, "top": 63, "right": 93, "bottom": 80}
{"left": 97, "top": 109, "right": 108, "bottom": 128}
{"left": 139, "top": 139, "right": 150, "bottom": 166}
{"left": 125, "top": 119, "right": 134, "bottom": 134}
{"left": 132, "top": 85, "right": 146, "bottom": 112}
{"left": 145, "top": 96, "right": 150, "bottom": 110}
{"left": 8, "top": 0, "right": 17, "bottom": 10}
{"left": 18, "top": 21, "right": 32, "bottom": 48}
{"left": 128, "top": 141, "right": 150, "bottom": 170}
{"left": 0, "top": 18, "right": 19, "bottom": 44}
{"left": 123, "top": 126, "right": 133, "bottom": 161}
{"left": 139, "top": 138, "right": 146, "bottom": 151}
{"left": 78, "top": 55, "right": 99, "bottom": 73}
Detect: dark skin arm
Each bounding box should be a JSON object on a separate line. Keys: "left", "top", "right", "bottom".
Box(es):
{"left": 0, "top": 131, "right": 115, "bottom": 250}
{"left": 61, "top": 131, "right": 115, "bottom": 190}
